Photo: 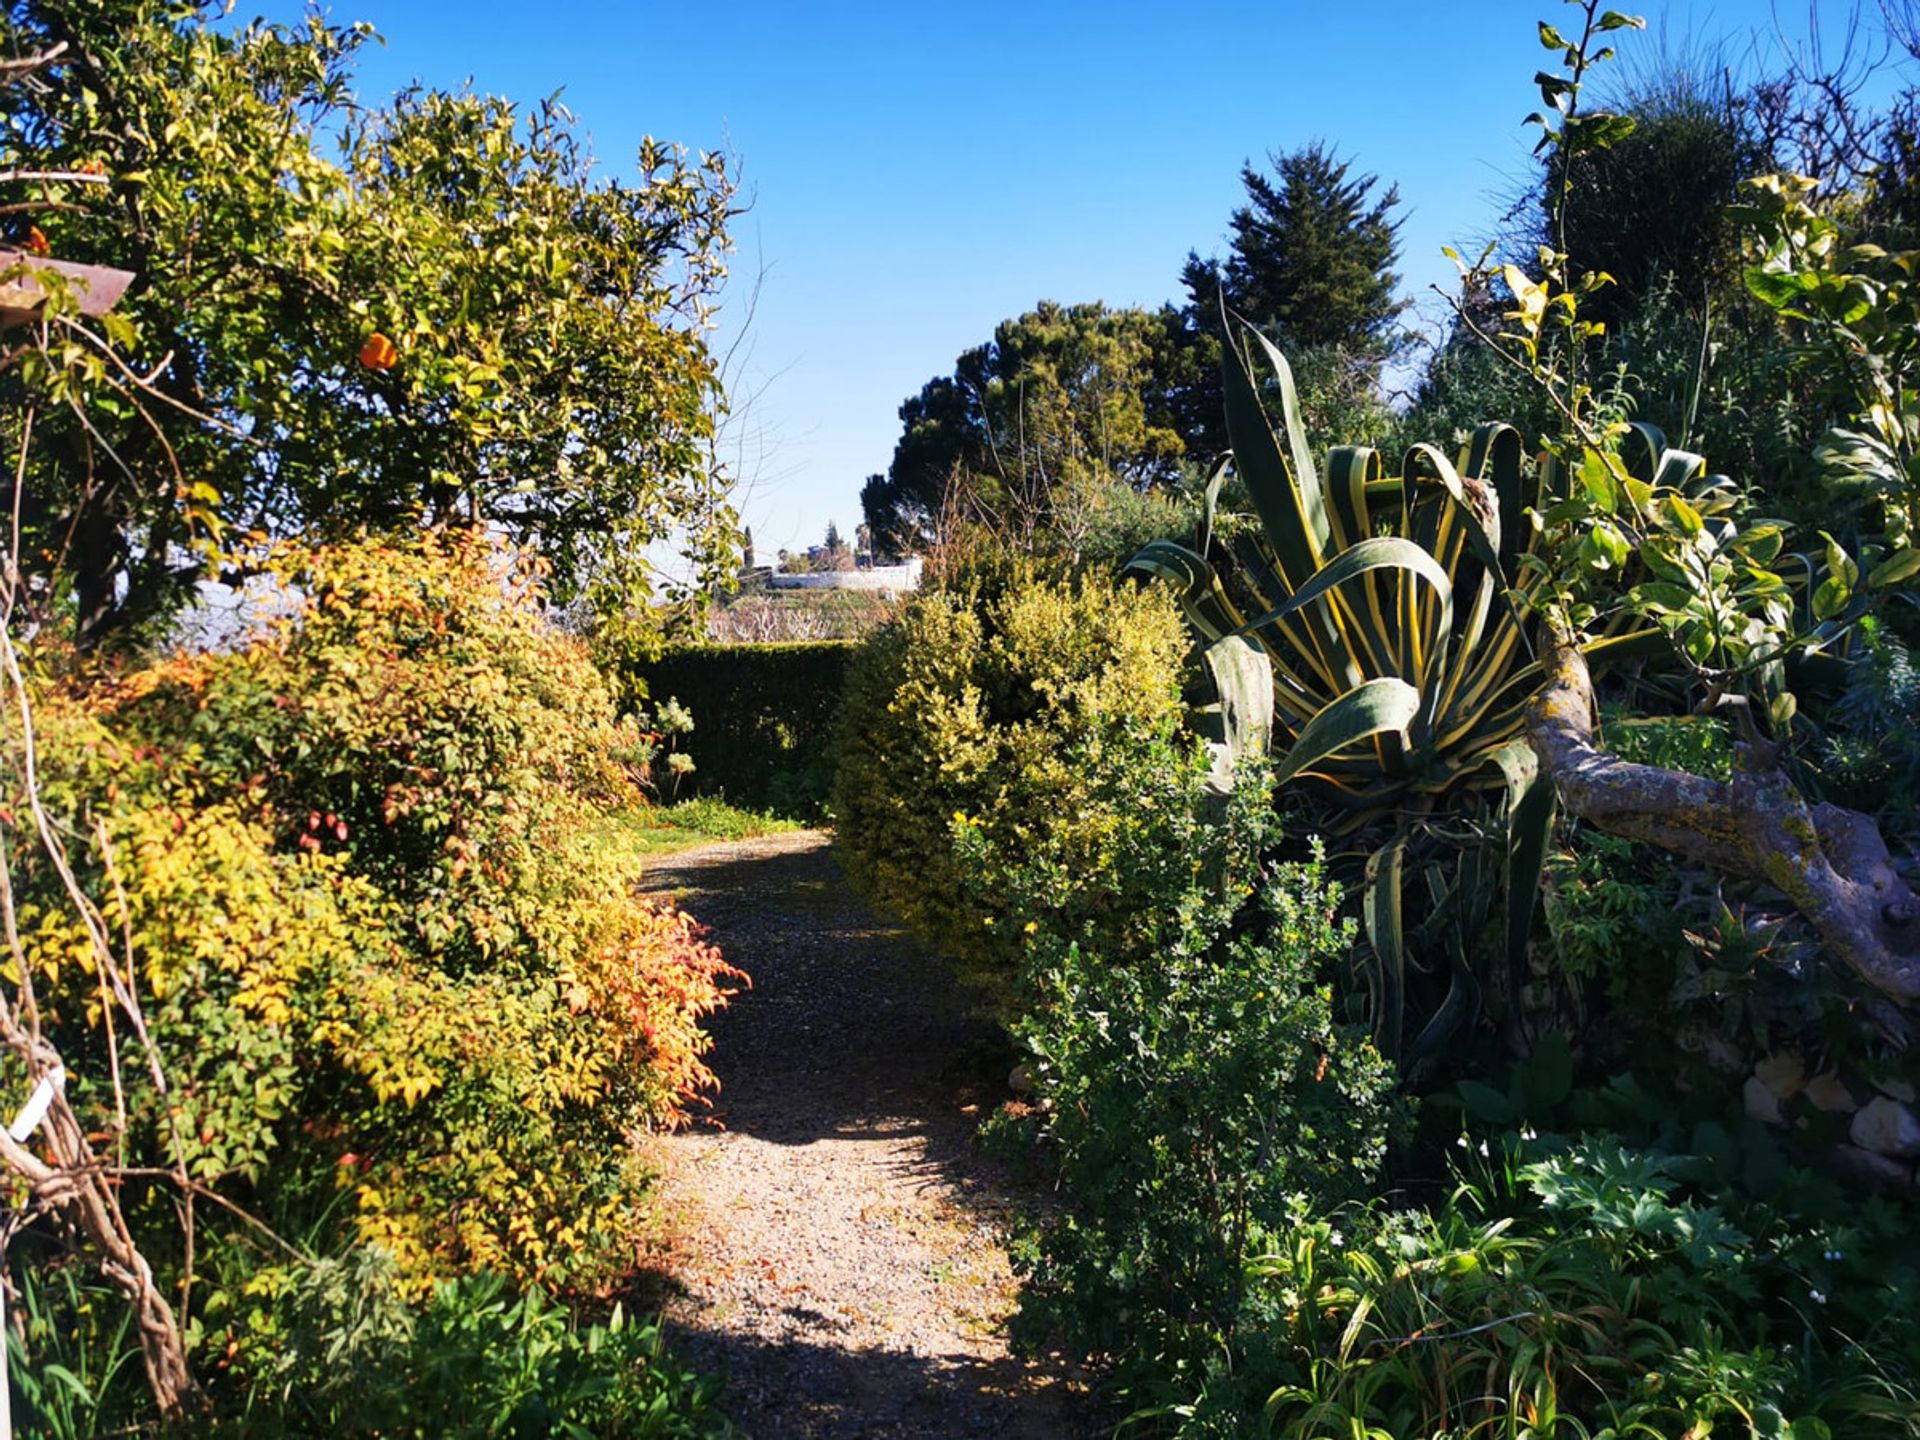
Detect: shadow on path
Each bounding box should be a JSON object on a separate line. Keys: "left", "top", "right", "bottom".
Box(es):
{"left": 645, "top": 831, "right": 1093, "bottom": 1439}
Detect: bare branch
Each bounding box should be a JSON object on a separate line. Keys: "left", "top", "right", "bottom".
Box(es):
{"left": 1528, "top": 630, "right": 1920, "bottom": 1006}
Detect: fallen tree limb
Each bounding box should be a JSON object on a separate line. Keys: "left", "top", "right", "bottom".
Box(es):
{"left": 1526, "top": 631, "right": 1920, "bottom": 1006}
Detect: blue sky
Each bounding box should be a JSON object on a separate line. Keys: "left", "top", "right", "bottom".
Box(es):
{"left": 270, "top": 0, "right": 1895, "bottom": 556}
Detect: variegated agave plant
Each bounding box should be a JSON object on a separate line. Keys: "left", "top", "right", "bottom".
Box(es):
{"left": 1129, "top": 315, "right": 1673, "bottom": 1065}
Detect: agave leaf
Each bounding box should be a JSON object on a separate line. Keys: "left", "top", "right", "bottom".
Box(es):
{"left": 1198, "top": 635, "right": 1273, "bottom": 797}
{"left": 1461, "top": 422, "right": 1531, "bottom": 577}
{"left": 1198, "top": 455, "right": 1232, "bottom": 556}
{"left": 1126, "top": 539, "right": 1242, "bottom": 643}
{"left": 1487, "top": 739, "right": 1557, "bottom": 1002}
{"left": 1406, "top": 956, "right": 1481, "bottom": 1073}
{"left": 1324, "top": 445, "right": 1379, "bottom": 553}
{"left": 1239, "top": 319, "right": 1330, "bottom": 548}
{"left": 1221, "top": 308, "right": 1329, "bottom": 595}
{"left": 1234, "top": 535, "right": 1454, "bottom": 689}
{"left": 1273, "top": 677, "right": 1422, "bottom": 788}
{"left": 1624, "top": 420, "right": 1668, "bottom": 483}
{"left": 1652, "top": 447, "right": 1707, "bottom": 494}
{"left": 1363, "top": 834, "right": 1408, "bottom": 1059}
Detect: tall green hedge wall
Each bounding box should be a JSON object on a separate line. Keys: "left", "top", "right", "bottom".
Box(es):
{"left": 630, "top": 641, "right": 858, "bottom": 816}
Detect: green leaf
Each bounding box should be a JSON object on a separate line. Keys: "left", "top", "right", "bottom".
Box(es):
{"left": 1272, "top": 679, "right": 1422, "bottom": 788}
{"left": 1596, "top": 9, "right": 1647, "bottom": 30}
{"left": 1868, "top": 545, "right": 1920, "bottom": 588}
{"left": 1538, "top": 21, "right": 1567, "bottom": 48}
{"left": 1812, "top": 576, "right": 1851, "bottom": 621}
{"left": 1576, "top": 447, "right": 1618, "bottom": 512}
{"left": 1457, "top": 1079, "right": 1515, "bottom": 1125}
{"left": 1662, "top": 495, "right": 1704, "bottom": 536}
{"left": 1822, "top": 531, "right": 1859, "bottom": 589}
{"left": 1631, "top": 580, "right": 1694, "bottom": 615}
{"left": 1584, "top": 520, "right": 1630, "bottom": 571}
{"left": 1363, "top": 836, "right": 1408, "bottom": 1059}
{"left": 1515, "top": 1033, "right": 1573, "bottom": 1114}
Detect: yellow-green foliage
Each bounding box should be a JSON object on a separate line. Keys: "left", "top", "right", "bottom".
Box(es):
{"left": 7, "top": 532, "right": 742, "bottom": 1289}
{"left": 833, "top": 572, "right": 1187, "bottom": 1002}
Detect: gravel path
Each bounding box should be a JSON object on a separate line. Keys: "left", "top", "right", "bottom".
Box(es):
{"left": 644, "top": 831, "right": 1092, "bottom": 1439}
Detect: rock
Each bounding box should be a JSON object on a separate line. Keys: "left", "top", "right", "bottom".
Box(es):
{"left": 1829, "top": 1143, "right": 1918, "bottom": 1193}
{"left": 1804, "top": 1072, "right": 1858, "bottom": 1113}
{"left": 1872, "top": 1077, "right": 1917, "bottom": 1104}
{"left": 1849, "top": 1096, "right": 1920, "bottom": 1160}
{"left": 1754, "top": 1051, "right": 1806, "bottom": 1099}
{"left": 1744, "top": 1074, "right": 1784, "bottom": 1126}
{"left": 1007, "top": 1062, "right": 1035, "bottom": 1096}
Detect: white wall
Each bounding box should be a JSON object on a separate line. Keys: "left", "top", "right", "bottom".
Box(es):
{"left": 769, "top": 557, "right": 922, "bottom": 593}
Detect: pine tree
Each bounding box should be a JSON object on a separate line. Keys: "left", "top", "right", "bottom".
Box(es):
{"left": 1216, "top": 143, "right": 1409, "bottom": 359}
{"left": 1164, "top": 144, "right": 1409, "bottom": 462}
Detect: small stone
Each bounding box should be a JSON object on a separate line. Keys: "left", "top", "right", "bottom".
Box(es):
{"left": 1804, "top": 1072, "right": 1857, "bottom": 1113}
{"left": 1755, "top": 1051, "right": 1806, "bottom": 1100}
{"left": 1849, "top": 1096, "right": 1920, "bottom": 1160}
{"left": 1744, "top": 1074, "right": 1785, "bottom": 1126}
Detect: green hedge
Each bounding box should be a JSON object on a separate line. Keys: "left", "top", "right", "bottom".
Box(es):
{"left": 630, "top": 641, "right": 858, "bottom": 817}
{"left": 832, "top": 574, "right": 1191, "bottom": 1007}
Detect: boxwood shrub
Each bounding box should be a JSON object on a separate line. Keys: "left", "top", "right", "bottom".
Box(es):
{"left": 832, "top": 571, "right": 1188, "bottom": 1008}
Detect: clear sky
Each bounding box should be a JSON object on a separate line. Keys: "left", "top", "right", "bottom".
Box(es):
{"left": 265, "top": 0, "right": 1893, "bottom": 557}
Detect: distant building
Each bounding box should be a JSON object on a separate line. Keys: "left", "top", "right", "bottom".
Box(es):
{"left": 769, "top": 556, "right": 922, "bottom": 595}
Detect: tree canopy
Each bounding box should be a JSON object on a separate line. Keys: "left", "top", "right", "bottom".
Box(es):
{"left": 860, "top": 300, "right": 1189, "bottom": 559}
{"left": 1182, "top": 142, "right": 1409, "bottom": 357}
{"left": 2, "top": 0, "right": 737, "bottom": 644}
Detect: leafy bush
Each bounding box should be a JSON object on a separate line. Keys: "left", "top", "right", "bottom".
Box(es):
{"left": 10, "top": 1250, "right": 725, "bottom": 1439}
{"left": 968, "top": 751, "right": 1396, "bottom": 1411}
{"left": 8, "top": 532, "right": 743, "bottom": 1298}
{"left": 215, "top": 1253, "right": 724, "bottom": 1437}
{"left": 832, "top": 570, "right": 1189, "bottom": 1005}
{"left": 1220, "top": 1133, "right": 1920, "bottom": 1439}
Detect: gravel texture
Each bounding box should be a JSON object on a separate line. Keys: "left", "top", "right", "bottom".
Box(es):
{"left": 644, "top": 830, "right": 1092, "bottom": 1439}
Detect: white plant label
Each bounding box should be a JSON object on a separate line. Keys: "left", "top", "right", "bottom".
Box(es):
{"left": 7, "top": 1065, "right": 64, "bottom": 1143}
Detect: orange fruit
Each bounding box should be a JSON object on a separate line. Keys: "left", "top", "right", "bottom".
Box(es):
{"left": 359, "top": 332, "right": 398, "bottom": 371}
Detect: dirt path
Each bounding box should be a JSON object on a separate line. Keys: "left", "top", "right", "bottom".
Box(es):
{"left": 644, "top": 831, "right": 1091, "bottom": 1439}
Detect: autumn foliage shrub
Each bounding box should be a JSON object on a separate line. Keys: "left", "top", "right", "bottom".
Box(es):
{"left": 6, "top": 531, "right": 741, "bottom": 1297}
{"left": 832, "top": 570, "right": 1188, "bottom": 1007}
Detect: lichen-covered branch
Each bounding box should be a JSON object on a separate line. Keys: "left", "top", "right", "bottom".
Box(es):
{"left": 1526, "top": 632, "right": 1920, "bottom": 1006}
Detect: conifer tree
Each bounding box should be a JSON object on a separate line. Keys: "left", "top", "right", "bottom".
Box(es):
{"left": 1213, "top": 143, "right": 1410, "bottom": 359}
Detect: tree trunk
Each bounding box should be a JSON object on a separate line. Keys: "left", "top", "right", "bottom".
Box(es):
{"left": 1525, "top": 631, "right": 1920, "bottom": 1007}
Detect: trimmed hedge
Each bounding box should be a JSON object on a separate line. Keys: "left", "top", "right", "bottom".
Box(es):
{"left": 630, "top": 641, "right": 858, "bottom": 817}
{"left": 832, "top": 574, "right": 1191, "bottom": 1008}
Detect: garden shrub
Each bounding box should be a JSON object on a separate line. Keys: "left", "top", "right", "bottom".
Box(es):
{"left": 6, "top": 531, "right": 743, "bottom": 1302}
{"left": 623, "top": 639, "right": 857, "bottom": 818}
{"left": 11, "top": 1249, "right": 727, "bottom": 1438}
{"left": 970, "top": 755, "right": 1398, "bottom": 1410}
{"left": 1211, "top": 1132, "right": 1920, "bottom": 1439}
{"left": 832, "top": 569, "right": 1189, "bottom": 1006}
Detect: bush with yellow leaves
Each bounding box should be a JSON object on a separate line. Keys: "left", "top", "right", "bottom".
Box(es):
{"left": 6, "top": 531, "right": 742, "bottom": 1292}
